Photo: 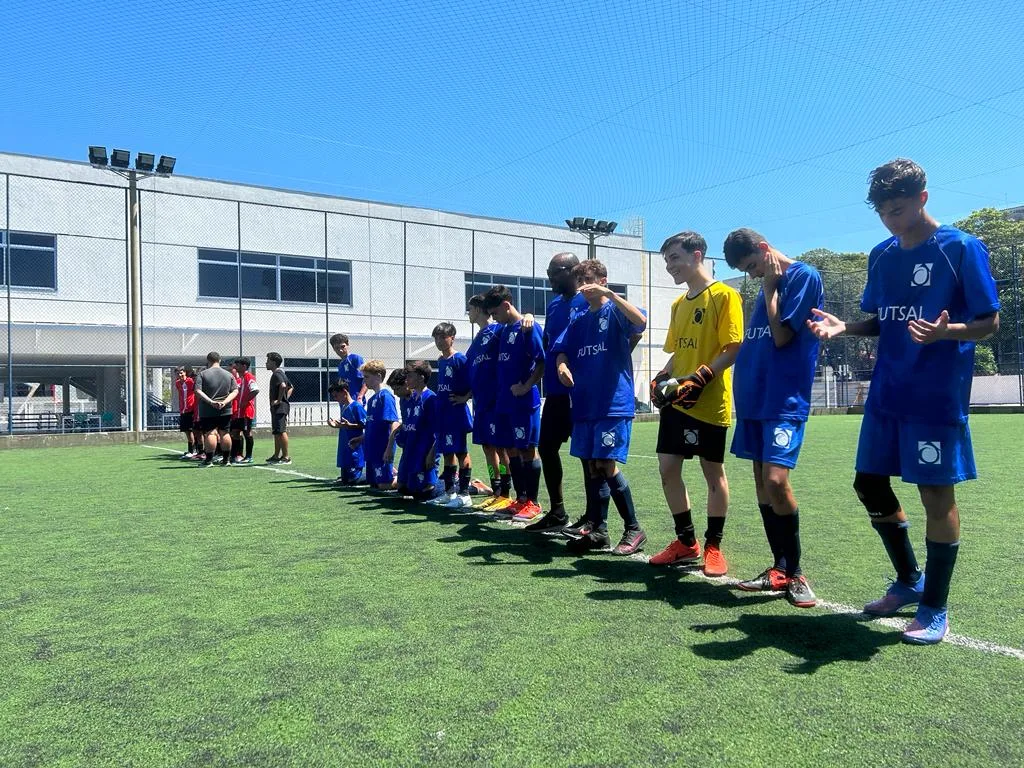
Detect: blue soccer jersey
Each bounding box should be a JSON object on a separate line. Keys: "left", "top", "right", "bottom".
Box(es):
{"left": 542, "top": 292, "right": 589, "bottom": 397}
{"left": 861, "top": 225, "right": 999, "bottom": 425}
{"left": 364, "top": 388, "right": 400, "bottom": 464}
{"left": 436, "top": 352, "right": 473, "bottom": 435}
{"left": 466, "top": 322, "right": 502, "bottom": 412}
{"left": 553, "top": 301, "right": 647, "bottom": 422}
{"left": 337, "top": 400, "right": 366, "bottom": 471}
{"left": 337, "top": 353, "right": 365, "bottom": 399}
{"left": 404, "top": 389, "right": 439, "bottom": 491}
{"left": 734, "top": 261, "right": 824, "bottom": 422}
{"left": 495, "top": 319, "right": 545, "bottom": 415}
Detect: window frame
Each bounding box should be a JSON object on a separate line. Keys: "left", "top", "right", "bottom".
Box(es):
{"left": 197, "top": 248, "right": 353, "bottom": 307}
{"left": 1, "top": 230, "right": 58, "bottom": 291}
{"left": 464, "top": 270, "right": 627, "bottom": 316}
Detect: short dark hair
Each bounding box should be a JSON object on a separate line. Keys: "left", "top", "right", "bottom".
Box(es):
{"left": 660, "top": 231, "right": 707, "bottom": 257}
{"left": 329, "top": 333, "right": 349, "bottom": 346}
{"left": 206, "top": 351, "right": 220, "bottom": 364}
{"left": 183, "top": 366, "right": 195, "bottom": 377}
{"left": 573, "top": 259, "right": 608, "bottom": 284}
{"left": 329, "top": 380, "right": 351, "bottom": 395}
{"left": 432, "top": 322, "right": 457, "bottom": 339}
{"left": 405, "top": 359, "right": 432, "bottom": 381}
{"left": 867, "top": 158, "right": 927, "bottom": 209}
{"left": 722, "top": 228, "right": 767, "bottom": 269}
{"left": 266, "top": 352, "right": 283, "bottom": 366}
{"left": 482, "top": 285, "right": 513, "bottom": 311}
{"left": 386, "top": 369, "right": 407, "bottom": 388}
{"left": 234, "top": 357, "right": 250, "bottom": 368}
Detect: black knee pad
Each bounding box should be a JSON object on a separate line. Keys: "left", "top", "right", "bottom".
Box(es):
{"left": 853, "top": 472, "right": 900, "bottom": 519}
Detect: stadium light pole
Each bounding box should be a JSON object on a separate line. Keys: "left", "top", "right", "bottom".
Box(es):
{"left": 565, "top": 217, "right": 618, "bottom": 260}
{"left": 88, "top": 147, "right": 176, "bottom": 435}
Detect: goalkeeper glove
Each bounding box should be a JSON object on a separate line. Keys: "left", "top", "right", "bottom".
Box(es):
{"left": 672, "top": 364, "right": 715, "bottom": 409}
{"left": 650, "top": 370, "right": 673, "bottom": 409}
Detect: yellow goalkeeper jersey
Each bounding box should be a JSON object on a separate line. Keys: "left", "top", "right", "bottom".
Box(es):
{"left": 663, "top": 281, "right": 744, "bottom": 427}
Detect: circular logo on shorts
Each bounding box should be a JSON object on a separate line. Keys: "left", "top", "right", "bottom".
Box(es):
{"left": 601, "top": 431, "right": 615, "bottom": 447}
{"left": 515, "top": 427, "right": 525, "bottom": 439}
{"left": 917, "top": 440, "right": 942, "bottom": 465}
{"left": 683, "top": 429, "right": 699, "bottom": 445}
{"left": 773, "top": 427, "right": 792, "bottom": 449}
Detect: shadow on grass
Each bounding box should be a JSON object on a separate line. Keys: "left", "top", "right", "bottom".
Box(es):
{"left": 689, "top": 611, "right": 902, "bottom": 674}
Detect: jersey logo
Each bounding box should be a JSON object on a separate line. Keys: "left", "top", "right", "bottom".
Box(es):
{"left": 772, "top": 427, "right": 793, "bottom": 449}
{"left": 683, "top": 429, "right": 699, "bottom": 445}
{"left": 598, "top": 316, "right": 609, "bottom": 332}
{"left": 911, "top": 263, "right": 932, "bottom": 287}
{"left": 693, "top": 307, "right": 705, "bottom": 324}
{"left": 445, "top": 435, "right": 453, "bottom": 446}
{"left": 416, "top": 472, "right": 425, "bottom": 482}
{"left": 918, "top": 441, "right": 942, "bottom": 465}
{"left": 490, "top": 423, "right": 496, "bottom": 435}
{"left": 601, "top": 430, "right": 615, "bottom": 447}
{"left": 508, "top": 331, "right": 518, "bottom": 344}
{"left": 413, "top": 405, "right": 421, "bottom": 417}
{"left": 445, "top": 367, "right": 453, "bottom": 377}
{"left": 515, "top": 427, "right": 525, "bottom": 440}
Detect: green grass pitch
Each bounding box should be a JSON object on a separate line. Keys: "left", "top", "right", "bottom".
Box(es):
{"left": 1, "top": 415, "right": 1021, "bottom": 767}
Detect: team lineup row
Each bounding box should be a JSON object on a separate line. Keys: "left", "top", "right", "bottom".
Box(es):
{"left": 176, "top": 158, "right": 1001, "bottom": 648}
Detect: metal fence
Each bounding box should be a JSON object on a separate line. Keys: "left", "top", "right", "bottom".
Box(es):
{"left": 2, "top": 165, "right": 1022, "bottom": 434}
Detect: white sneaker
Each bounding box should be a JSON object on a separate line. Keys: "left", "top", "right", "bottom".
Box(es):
{"left": 457, "top": 494, "right": 473, "bottom": 508}
{"left": 446, "top": 494, "right": 472, "bottom": 508}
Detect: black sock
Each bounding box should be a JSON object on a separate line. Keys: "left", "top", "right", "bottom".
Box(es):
{"left": 871, "top": 520, "right": 922, "bottom": 585}
{"left": 540, "top": 442, "right": 563, "bottom": 509}
{"left": 587, "top": 474, "right": 610, "bottom": 529}
{"left": 704, "top": 516, "right": 725, "bottom": 547}
{"left": 778, "top": 510, "right": 802, "bottom": 578}
{"left": 499, "top": 471, "right": 512, "bottom": 497}
{"left": 458, "top": 466, "right": 471, "bottom": 494}
{"left": 528, "top": 459, "right": 542, "bottom": 502}
{"left": 608, "top": 473, "right": 639, "bottom": 530}
{"left": 509, "top": 457, "right": 524, "bottom": 500}
{"left": 673, "top": 509, "right": 696, "bottom": 546}
{"left": 443, "top": 465, "right": 456, "bottom": 494}
{"left": 221, "top": 447, "right": 231, "bottom": 462}
{"left": 244, "top": 434, "right": 254, "bottom": 459}
{"left": 922, "top": 539, "right": 959, "bottom": 610}
{"left": 758, "top": 503, "right": 787, "bottom": 571}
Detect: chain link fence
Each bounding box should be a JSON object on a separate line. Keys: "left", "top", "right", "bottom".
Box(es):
{"left": 3, "top": 165, "right": 1022, "bottom": 433}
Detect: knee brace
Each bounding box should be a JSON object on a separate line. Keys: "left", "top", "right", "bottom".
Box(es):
{"left": 853, "top": 472, "right": 900, "bottom": 519}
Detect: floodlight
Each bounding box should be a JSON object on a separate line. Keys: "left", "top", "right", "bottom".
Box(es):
{"left": 565, "top": 219, "right": 574, "bottom": 229}
{"left": 110, "top": 149, "right": 131, "bottom": 168}
{"left": 583, "top": 218, "right": 595, "bottom": 230}
{"left": 572, "top": 217, "right": 585, "bottom": 229}
{"left": 606, "top": 221, "right": 617, "bottom": 234}
{"left": 88, "top": 146, "right": 108, "bottom": 166}
{"left": 156, "top": 155, "right": 176, "bottom": 174}
{"left": 595, "top": 220, "right": 609, "bottom": 233}
{"left": 135, "top": 153, "right": 155, "bottom": 172}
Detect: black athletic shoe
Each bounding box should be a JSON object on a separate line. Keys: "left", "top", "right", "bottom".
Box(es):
{"left": 566, "top": 529, "right": 611, "bottom": 555}
{"left": 786, "top": 575, "right": 818, "bottom": 608}
{"left": 524, "top": 510, "right": 570, "bottom": 533}
{"left": 561, "top": 516, "right": 594, "bottom": 540}
{"left": 266, "top": 456, "right": 281, "bottom": 464}
{"left": 611, "top": 528, "right": 647, "bottom": 556}
{"left": 277, "top": 457, "right": 293, "bottom": 466}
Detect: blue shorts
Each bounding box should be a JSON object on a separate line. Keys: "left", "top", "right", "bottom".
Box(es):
{"left": 730, "top": 418, "right": 806, "bottom": 469}
{"left": 439, "top": 428, "right": 470, "bottom": 455}
{"left": 570, "top": 418, "right": 632, "bottom": 463}
{"left": 409, "top": 451, "right": 440, "bottom": 493}
{"left": 855, "top": 410, "right": 976, "bottom": 485}
{"left": 494, "top": 408, "right": 541, "bottom": 450}
{"left": 366, "top": 458, "right": 395, "bottom": 487}
{"left": 472, "top": 406, "right": 498, "bottom": 446}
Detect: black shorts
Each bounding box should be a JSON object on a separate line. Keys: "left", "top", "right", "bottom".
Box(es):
{"left": 199, "top": 414, "right": 232, "bottom": 433}
{"left": 178, "top": 411, "right": 194, "bottom": 432}
{"left": 231, "top": 417, "right": 254, "bottom": 432}
{"left": 655, "top": 406, "right": 727, "bottom": 463}
{"left": 539, "top": 394, "right": 573, "bottom": 450}
{"left": 271, "top": 412, "right": 289, "bottom": 435}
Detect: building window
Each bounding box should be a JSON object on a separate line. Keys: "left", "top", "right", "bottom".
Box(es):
{"left": 1, "top": 231, "right": 57, "bottom": 290}
{"left": 464, "top": 271, "right": 627, "bottom": 316}
{"left": 198, "top": 248, "right": 352, "bottom": 306}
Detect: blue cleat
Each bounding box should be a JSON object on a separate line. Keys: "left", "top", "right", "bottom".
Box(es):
{"left": 902, "top": 605, "right": 949, "bottom": 645}
{"left": 863, "top": 576, "right": 925, "bottom": 617}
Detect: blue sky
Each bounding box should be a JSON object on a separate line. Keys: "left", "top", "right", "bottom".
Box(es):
{"left": 4, "top": 0, "right": 1023, "bottom": 268}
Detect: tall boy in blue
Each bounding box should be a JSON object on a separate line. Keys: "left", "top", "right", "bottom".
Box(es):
{"left": 385, "top": 369, "right": 413, "bottom": 497}
{"left": 551, "top": 259, "right": 649, "bottom": 556}
{"left": 482, "top": 285, "right": 546, "bottom": 523}
{"left": 465, "top": 294, "right": 512, "bottom": 511}
{"left": 808, "top": 158, "right": 1000, "bottom": 644}
{"left": 330, "top": 333, "right": 366, "bottom": 403}
{"left": 724, "top": 228, "right": 824, "bottom": 608}
{"left": 431, "top": 322, "right": 475, "bottom": 508}
{"left": 403, "top": 359, "right": 443, "bottom": 503}
{"left": 360, "top": 360, "right": 401, "bottom": 491}
{"left": 327, "top": 381, "right": 366, "bottom": 484}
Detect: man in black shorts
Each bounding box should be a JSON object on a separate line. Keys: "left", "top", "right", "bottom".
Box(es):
{"left": 194, "top": 351, "right": 239, "bottom": 468}
{"left": 266, "top": 352, "right": 294, "bottom": 465}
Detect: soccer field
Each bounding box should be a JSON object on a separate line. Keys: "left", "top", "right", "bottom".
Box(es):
{"left": 1, "top": 415, "right": 1022, "bottom": 767}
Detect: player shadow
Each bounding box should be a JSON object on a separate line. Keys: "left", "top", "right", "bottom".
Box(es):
{"left": 688, "top": 611, "right": 903, "bottom": 674}
{"left": 439, "top": 523, "right": 579, "bottom": 566}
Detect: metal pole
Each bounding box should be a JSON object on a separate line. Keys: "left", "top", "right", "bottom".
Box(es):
{"left": 324, "top": 210, "right": 329, "bottom": 420}
{"left": 588, "top": 232, "right": 596, "bottom": 261}
{"left": 237, "top": 201, "right": 243, "bottom": 357}
{"left": 5, "top": 174, "right": 11, "bottom": 435}
{"left": 402, "top": 221, "right": 407, "bottom": 363}
{"left": 128, "top": 171, "right": 144, "bottom": 434}
{"left": 1014, "top": 245, "right": 1023, "bottom": 406}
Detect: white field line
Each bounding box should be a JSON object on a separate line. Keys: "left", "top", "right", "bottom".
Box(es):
{"left": 141, "top": 444, "right": 1024, "bottom": 661}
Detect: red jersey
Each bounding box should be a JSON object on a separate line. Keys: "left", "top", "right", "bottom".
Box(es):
{"left": 231, "top": 373, "right": 243, "bottom": 416}
{"left": 237, "top": 371, "right": 258, "bottom": 419}
{"left": 175, "top": 377, "right": 195, "bottom": 413}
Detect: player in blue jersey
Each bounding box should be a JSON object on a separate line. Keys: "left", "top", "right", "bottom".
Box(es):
{"left": 808, "top": 158, "right": 1000, "bottom": 644}
{"left": 723, "top": 229, "right": 825, "bottom": 608}
{"left": 385, "top": 369, "right": 413, "bottom": 497}
{"left": 430, "top": 322, "right": 476, "bottom": 508}
{"left": 330, "top": 333, "right": 366, "bottom": 403}
{"left": 521, "top": 253, "right": 594, "bottom": 534}
{"left": 327, "top": 380, "right": 366, "bottom": 484}
{"left": 482, "top": 285, "right": 546, "bottom": 522}
{"left": 403, "top": 359, "right": 443, "bottom": 503}
{"left": 465, "top": 295, "right": 513, "bottom": 511}
{"left": 552, "top": 260, "right": 649, "bottom": 555}
{"left": 358, "top": 359, "right": 401, "bottom": 491}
